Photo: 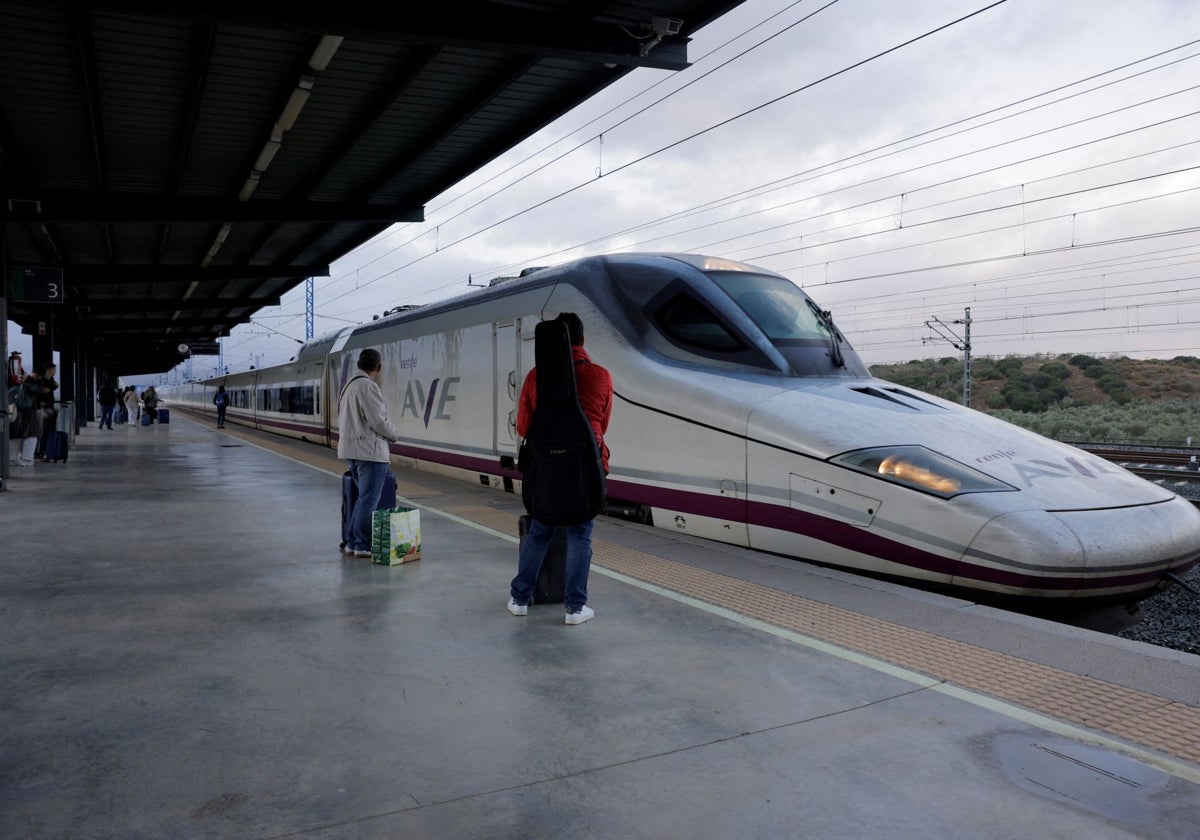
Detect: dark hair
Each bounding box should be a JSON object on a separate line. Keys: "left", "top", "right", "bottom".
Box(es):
{"left": 357, "top": 348, "right": 383, "bottom": 372}
{"left": 555, "top": 312, "right": 584, "bottom": 346}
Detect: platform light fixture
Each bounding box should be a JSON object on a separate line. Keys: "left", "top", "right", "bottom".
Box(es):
{"left": 238, "top": 171, "right": 261, "bottom": 202}
{"left": 277, "top": 76, "right": 315, "bottom": 131}
{"left": 308, "top": 35, "right": 343, "bottom": 72}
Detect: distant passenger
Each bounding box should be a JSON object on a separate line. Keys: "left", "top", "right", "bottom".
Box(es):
{"left": 33, "top": 363, "right": 58, "bottom": 460}
{"left": 141, "top": 386, "right": 159, "bottom": 423}
{"left": 97, "top": 381, "right": 118, "bottom": 430}
{"left": 337, "top": 348, "right": 401, "bottom": 558}
{"left": 507, "top": 312, "right": 612, "bottom": 626}
{"left": 213, "top": 385, "right": 228, "bottom": 429}
{"left": 124, "top": 386, "right": 141, "bottom": 427}
{"left": 8, "top": 372, "right": 48, "bottom": 467}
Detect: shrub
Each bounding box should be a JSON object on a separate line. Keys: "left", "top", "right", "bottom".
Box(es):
{"left": 995, "top": 357, "right": 1023, "bottom": 375}
{"left": 1069, "top": 354, "right": 1100, "bottom": 368}
{"left": 1039, "top": 362, "right": 1071, "bottom": 381}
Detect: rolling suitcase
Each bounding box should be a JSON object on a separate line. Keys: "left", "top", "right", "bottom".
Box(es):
{"left": 519, "top": 514, "right": 567, "bottom": 604}
{"left": 340, "top": 469, "right": 398, "bottom": 550}
{"left": 158, "top": 408, "right": 170, "bottom": 423}
{"left": 141, "top": 411, "right": 152, "bottom": 426}
{"left": 44, "top": 430, "right": 69, "bottom": 463}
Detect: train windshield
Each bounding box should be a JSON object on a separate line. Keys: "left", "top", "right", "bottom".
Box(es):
{"left": 706, "top": 270, "right": 868, "bottom": 375}
{"left": 708, "top": 272, "right": 830, "bottom": 341}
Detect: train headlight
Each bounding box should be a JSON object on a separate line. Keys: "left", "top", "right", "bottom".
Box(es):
{"left": 832, "top": 446, "right": 1014, "bottom": 498}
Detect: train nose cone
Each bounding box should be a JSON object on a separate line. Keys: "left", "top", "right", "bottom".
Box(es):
{"left": 960, "top": 497, "right": 1200, "bottom": 598}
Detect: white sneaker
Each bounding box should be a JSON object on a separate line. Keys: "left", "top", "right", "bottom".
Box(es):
{"left": 565, "top": 605, "right": 594, "bottom": 625}
{"left": 507, "top": 598, "right": 528, "bottom": 617}
{"left": 353, "top": 549, "right": 372, "bottom": 558}
{"left": 341, "top": 544, "right": 356, "bottom": 555}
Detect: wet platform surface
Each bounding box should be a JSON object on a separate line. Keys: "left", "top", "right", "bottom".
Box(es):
{"left": 2, "top": 415, "right": 1199, "bottom": 838}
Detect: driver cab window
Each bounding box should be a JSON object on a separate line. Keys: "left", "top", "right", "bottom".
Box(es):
{"left": 655, "top": 293, "right": 746, "bottom": 352}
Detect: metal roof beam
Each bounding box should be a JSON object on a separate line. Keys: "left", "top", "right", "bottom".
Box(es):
{"left": 2, "top": 192, "right": 424, "bottom": 223}
{"left": 95, "top": 315, "right": 252, "bottom": 331}
{"left": 74, "top": 297, "right": 280, "bottom": 314}
{"left": 52, "top": 264, "right": 328, "bottom": 284}
{"left": 62, "top": 2, "right": 693, "bottom": 71}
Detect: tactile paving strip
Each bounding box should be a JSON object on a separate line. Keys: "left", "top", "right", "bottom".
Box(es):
{"left": 592, "top": 541, "right": 1200, "bottom": 767}
{"left": 446, "top": 503, "right": 1200, "bottom": 766}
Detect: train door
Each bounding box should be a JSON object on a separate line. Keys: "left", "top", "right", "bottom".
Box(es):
{"left": 493, "top": 318, "right": 521, "bottom": 457}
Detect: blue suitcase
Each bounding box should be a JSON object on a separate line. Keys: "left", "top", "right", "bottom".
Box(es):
{"left": 44, "top": 430, "right": 68, "bottom": 463}
{"left": 141, "top": 411, "right": 152, "bottom": 426}
{"left": 157, "top": 408, "right": 170, "bottom": 423}
{"left": 340, "top": 469, "right": 398, "bottom": 550}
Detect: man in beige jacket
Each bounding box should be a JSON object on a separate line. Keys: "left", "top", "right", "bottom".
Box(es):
{"left": 337, "top": 348, "right": 402, "bottom": 557}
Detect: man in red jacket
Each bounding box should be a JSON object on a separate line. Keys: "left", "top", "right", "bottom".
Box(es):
{"left": 508, "top": 312, "right": 612, "bottom": 625}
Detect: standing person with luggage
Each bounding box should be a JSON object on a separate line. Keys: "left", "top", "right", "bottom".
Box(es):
{"left": 124, "top": 386, "right": 141, "bottom": 428}
{"left": 8, "top": 373, "right": 44, "bottom": 466}
{"left": 97, "top": 381, "right": 118, "bottom": 429}
{"left": 213, "top": 385, "right": 229, "bottom": 429}
{"left": 141, "top": 386, "right": 159, "bottom": 423}
{"left": 33, "top": 363, "right": 58, "bottom": 460}
{"left": 337, "top": 349, "right": 402, "bottom": 558}
{"left": 507, "top": 312, "right": 612, "bottom": 626}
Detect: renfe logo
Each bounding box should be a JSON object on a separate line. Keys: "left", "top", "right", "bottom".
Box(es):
{"left": 400, "top": 376, "right": 460, "bottom": 427}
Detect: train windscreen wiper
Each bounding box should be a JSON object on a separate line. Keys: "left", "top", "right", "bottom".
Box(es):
{"left": 806, "top": 300, "right": 845, "bottom": 368}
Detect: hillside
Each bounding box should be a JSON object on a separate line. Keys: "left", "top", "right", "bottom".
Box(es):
{"left": 868, "top": 354, "right": 1200, "bottom": 443}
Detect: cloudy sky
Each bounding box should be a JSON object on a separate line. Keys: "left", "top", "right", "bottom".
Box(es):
{"left": 12, "top": 0, "right": 1200, "bottom": 380}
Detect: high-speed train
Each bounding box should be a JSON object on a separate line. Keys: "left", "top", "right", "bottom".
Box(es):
{"left": 163, "top": 253, "right": 1200, "bottom": 610}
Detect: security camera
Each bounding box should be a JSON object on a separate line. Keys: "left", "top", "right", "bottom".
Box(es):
{"left": 650, "top": 17, "right": 682, "bottom": 36}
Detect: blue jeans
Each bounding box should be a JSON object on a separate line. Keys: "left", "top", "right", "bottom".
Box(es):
{"left": 99, "top": 405, "right": 114, "bottom": 428}
{"left": 216, "top": 405, "right": 227, "bottom": 426}
{"left": 348, "top": 459, "right": 390, "bottom": 552}
{"left": 510, "top": 518, "right": 593, "bottom": 612}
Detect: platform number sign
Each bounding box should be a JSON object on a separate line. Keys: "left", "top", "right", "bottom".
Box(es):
{"left": 10, "top": 266, "right": 64, "bottom": 303}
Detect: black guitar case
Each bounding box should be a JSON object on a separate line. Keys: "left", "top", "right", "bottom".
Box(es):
{"left": 519, "top": 319, "right": 606, "bottom": 526}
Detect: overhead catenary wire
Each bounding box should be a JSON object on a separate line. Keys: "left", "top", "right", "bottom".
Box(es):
{"left": 234, "top": 7, "right": 1200, "bottom": 369}
{"left": 316, "top": 33, "right": 1200, "bottom": 322}
{"left": 307, "top": 0, "right": 1013, "bottom": 317}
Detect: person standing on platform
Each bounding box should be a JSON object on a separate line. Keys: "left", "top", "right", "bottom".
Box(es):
{"left": 8, "top": 372, "right": 47, "bottom": 467}
{"left": 97, "top": 381, "right": 118, "bottom": 430}
{"left": 141, "top": 386, "right": 159, "bottom": 423}
{"left": 33, "top": 363, "right": 58, "bottom": 460}
{"left": 507, "top": 312, "right": 613, "bottom": 626}
{"left": 213, "top": 385, "right": 228, "bottom": 429}
{"left": 124, "top": 386, "right": 140, "bottom": 427}
{"left": 337, "top": 349, "right": 401, "bottom": 559}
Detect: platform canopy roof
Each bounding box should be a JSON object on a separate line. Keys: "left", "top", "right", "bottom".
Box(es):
{"left": 1, "top": 0, "right": 746, "bottom": 375}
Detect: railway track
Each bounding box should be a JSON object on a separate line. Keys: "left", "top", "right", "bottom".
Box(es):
{"left": 1074, "top": 443, "right": 1200, "bottom": 467}
{"left": 1070, "top": 442, "right": 1200, "bottom": 508}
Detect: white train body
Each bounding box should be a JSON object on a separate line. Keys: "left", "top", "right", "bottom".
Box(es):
{"left": 164, "top": 253, "right": 1200, "bottom": 605}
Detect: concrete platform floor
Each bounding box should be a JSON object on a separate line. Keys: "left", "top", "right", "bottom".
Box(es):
{"left": 2, "top": 416, "right": 1199, "bottom": 838}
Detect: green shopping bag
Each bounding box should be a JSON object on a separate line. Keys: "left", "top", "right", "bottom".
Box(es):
{"left": 371, "top": 507, "right": 422, "bottom": 565}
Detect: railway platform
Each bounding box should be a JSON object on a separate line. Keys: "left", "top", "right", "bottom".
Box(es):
{"left": 2, "top": 413, "right": 1199, "bottom": 838}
